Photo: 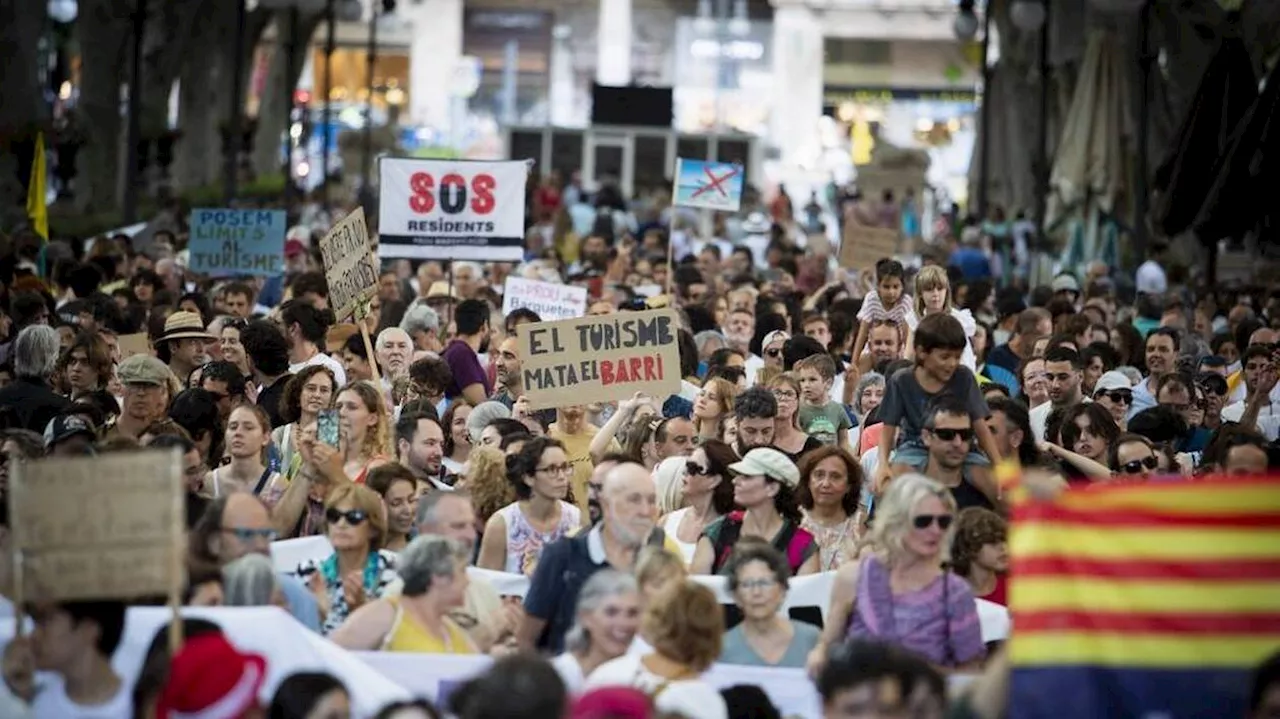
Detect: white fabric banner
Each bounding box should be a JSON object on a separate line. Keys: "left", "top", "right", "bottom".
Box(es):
{"left": 354, "top": 652, "right": 825, "bottom": 718}
{"left": 378, "top": 158, "right": 528, "bottom": 261}
{"left": 0, "top": 607, "right": 410, "bottom": 717}
{"left": 268, "top": 537, "right": 1009, "bottom": 641}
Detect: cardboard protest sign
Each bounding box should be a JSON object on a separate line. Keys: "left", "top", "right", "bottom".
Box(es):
{"left": 117, "top": 332, "right": 151, "bottom": 360}
{"left": 10, "top": 450, "right": 184, "bottom": 602}
{"left": 501, "top": 276, "right": 588, "bottom": 323}
{"left": 517, "top": 309, "right": 681, "bottom": 410}
{"left": 378, "top": 158, "right": 528, "bottom": 261}
{"left": 188, "top": 209, "right": 287, "bottom": 276}
{"left": 673, "top": 158, "right": 744, "bottom": 212}
{"left": 839, "top": 223, "right": 900, "bottom": 272}
{"left": 318, "top": 207, "right": 379, "bottom": 322}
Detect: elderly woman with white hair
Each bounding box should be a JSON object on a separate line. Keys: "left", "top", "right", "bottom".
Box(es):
{"left": 222, "top": 553, "right": 287, "bottom": 609}
{"left": 808, "top": 473, "right": 985, "bottom": 674}
{"left": 550, "top": 570, "right": 642, "bottom": 693}
{"left": 330, "top": 535, "right": 478, "bottom": 654}
{"left": 399, "top": 299, "right": 442, "bottom": 354}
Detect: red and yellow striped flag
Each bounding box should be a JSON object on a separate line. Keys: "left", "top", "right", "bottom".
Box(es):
{"left": 1008, "top": 476, "right": 1280, "bottom": 719}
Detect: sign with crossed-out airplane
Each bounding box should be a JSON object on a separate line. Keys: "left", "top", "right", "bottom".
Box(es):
{"left": 672, "top": 158, "right": 744, "bottom": 212}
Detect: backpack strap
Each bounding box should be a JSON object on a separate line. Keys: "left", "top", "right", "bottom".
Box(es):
{"left": 711, "top": 513, "right": 744, "bottom": 572}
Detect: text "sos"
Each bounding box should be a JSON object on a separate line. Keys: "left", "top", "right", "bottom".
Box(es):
{"left": 409, "top": 172, "right": 496, "bottom": 215}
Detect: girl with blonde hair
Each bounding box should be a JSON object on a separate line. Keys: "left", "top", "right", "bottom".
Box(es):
{"left": 908, "top": 265, "right": 978, "bottom": 370}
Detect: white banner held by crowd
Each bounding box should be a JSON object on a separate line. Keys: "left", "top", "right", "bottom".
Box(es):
{"left": 502, "top": 276, "right": 588, "bottom": 322}
{"left": 378, "top": 158, "right": 528, "bottom": 261}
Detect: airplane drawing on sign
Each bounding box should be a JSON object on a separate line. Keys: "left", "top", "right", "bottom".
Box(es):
{"left": 673, "top": 158, "right": 744, "bottom": 212}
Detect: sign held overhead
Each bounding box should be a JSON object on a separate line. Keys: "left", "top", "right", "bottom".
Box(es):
{"left": 672, "top": 159, "right": 744, "bottom": 212}
{"left": 188, "top": 208, "right": 287, "bottom": 277}
{"left": 502, "top": 276, "right": 588, "bottom": 323}
{"left": 319, "top": 207, "right": 379, "bottom": 322}
{"left": 379, "top": 158, "right": 528, "bottom": 262}
{"left": 839, "top": 223, "right": 901, "bottom": 273}
{"left": 517, "top": 309, "right": 682, "bottom": 410}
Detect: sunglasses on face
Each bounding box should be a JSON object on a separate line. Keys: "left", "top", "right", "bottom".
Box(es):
{"left": 325, "top": 508, "right": 368, "bottom": 526}
{"left": 1119, "top": 455, "right": 1160, "bottom": 474}
{"left": 764, "top": 348, "right": 782, "bottom": 358}
{"left": 912, "top": 513, "right": 953, "bottom": 530}
{"left": 1197, "top": 382, "right": 1227, "bottom": 397}
{"left": 928, "top": 428, "right": 972, "bottom": 442}
{"left": 686, "top": 461, "right": 708, "bottom": 476}
{"left": 1096, "top": 390, "right": 1133, "bottom": 404}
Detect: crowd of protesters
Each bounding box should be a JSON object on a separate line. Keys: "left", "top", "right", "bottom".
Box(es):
{"left": 0, "top": 179, "right": 1276, "bottom": 719}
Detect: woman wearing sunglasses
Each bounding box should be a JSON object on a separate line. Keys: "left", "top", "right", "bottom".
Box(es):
{"left": 1110, "top": 433, "right": 1160, "bottom": 480}
{"left": 809, "top": 473, "right": 984, "bottom": 676}
{"left": 658, "top": 439, "right": 736, "bottom": 566}
{"left": 296, "top": 484, "right": 399, "bottom": 635}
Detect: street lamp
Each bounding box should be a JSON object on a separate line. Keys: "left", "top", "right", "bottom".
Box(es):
{"left": 47, "top": 0, "right": 77, "bottom": 23}
{"left": 953, "top": 0, "right": 979, "bottom": 41}
{"left": 363, "top": 0, "right": 398, "bottom": 192}
{"left": 1011, "top": 0, "right": 1047, "bottom": 32}
{"left": 957, "top": 0, "right": 992, "bottom": 217}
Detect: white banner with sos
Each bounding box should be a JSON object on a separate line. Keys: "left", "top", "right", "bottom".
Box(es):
{"left": 378, "top": 158, "right": 528, "bottom": 261}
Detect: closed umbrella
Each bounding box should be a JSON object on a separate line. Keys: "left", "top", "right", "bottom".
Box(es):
{"left": 1045, "top": 30, "right": 1133, "bottom": 272}
{"left": 1150, "top": 26, "right": 1257, "bottom": 239}
{"left": 1193, "top": 54, "right": 1280, "bottom": 245}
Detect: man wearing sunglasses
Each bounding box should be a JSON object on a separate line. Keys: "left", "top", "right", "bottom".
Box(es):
{"left": 1092, "top": 371, "right": 1134, "bottom": 430}
{"left": 1110, "top": 434, "right": 1160, "bottom": 480}
{"left": 918, "top": 396, "right": 997, "bottom": 511}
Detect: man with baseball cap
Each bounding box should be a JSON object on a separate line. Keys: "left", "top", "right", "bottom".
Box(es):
{"left": 154, "top": 311, "right": 214, "bottom": 384}
{"left": 43, "top": 415, "right": 97, "bottom": 457}
{"left": 113, "top": 354, "right": 173, "bottom": 440}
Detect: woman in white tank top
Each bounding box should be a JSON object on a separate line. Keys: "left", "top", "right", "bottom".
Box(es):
{"left": 477, "top": 437, "right": 581, "bottom": 576}
{"left": 657, "top": 442, "right": 736, "bottom": 566}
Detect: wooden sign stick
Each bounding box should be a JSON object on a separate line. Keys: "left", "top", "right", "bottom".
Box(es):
{"left": 168, "top": 448, "right": 185, "bottom": 655}
{"left": 358, "top": 300, "right": 384, "bottom": 391}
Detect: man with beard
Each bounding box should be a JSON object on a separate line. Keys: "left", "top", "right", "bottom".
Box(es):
{"left": 395, "top": 410, "right": 450, "bottom": 491}
{"left": 492, "top": 336, "right": 555, "bottom": 427}
{"left": 550, "top": 404, "right": 601, "bottom": 518}
{"left": 722, "top": 308, "right": 755, "bottom": 355}
{"left": 857, "top": 319, "right": 904, "bottom": 372}
{"left": 733, "top": 386, "right": 778, "bottom": 456}
{"left": 918, "top": 395, "right": 996, "bottom": 511}
{"left": 442, "top": 299, "right": 492, "bottom": 406}
{"left": 520, "top": 462, "right": 659, "bottom": 653}
{"left": 375, "top": 327, "right": 414, "bottom": 388}
{"left": 1031, "top": 346, "right": 1085, "bottom": 441}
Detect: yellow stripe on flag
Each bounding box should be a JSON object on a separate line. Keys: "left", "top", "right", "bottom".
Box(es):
{"left": 1010, "top": 524, "right": 1280, "bottom": 561}
{"left": 1012, "top": 577, "right": 1280, "bottom": 614}
{"left": 26, "top": 132, "right": 48, "bottom": 241}
{"left": 1052, "top": 483, "right": 1280, "bottom": 515}
{"left": 1010, "top": 632, "right": 1279, "bottom": 668}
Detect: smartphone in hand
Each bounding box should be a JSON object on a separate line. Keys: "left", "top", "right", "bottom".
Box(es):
{"left": 317, "top": 409, "right": 340, "bottom": 447}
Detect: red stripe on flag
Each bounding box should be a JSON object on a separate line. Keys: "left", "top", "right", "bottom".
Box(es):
{"left": 1014, "top": 556, "right": 1280, "bottom": 581}
{"left": 1013, "top": 502, "right": 1280, "bottom": 528}
{"left": 1015, "top": 610, "right": 1280, "bottom": 635}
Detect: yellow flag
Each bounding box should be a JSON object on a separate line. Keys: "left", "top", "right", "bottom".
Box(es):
{"left": 27, "top": 132, "right": 48, "bottom": 242}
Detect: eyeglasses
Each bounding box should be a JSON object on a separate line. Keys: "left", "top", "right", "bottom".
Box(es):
{"left": 928, "top": 428, "right": 972, "bottom": 443}
{"left": 1119, "top": 455, "right": 1159, "bottom": 474}
{"left": 222, "top": 527, "right": 278, "bottom": 543}
{"left": 772, "top": 389, "right": 797, "bottom": 401}
{"left": 536, "top": 463, "right": 573, "bottom": 475}
{"left": 1096, "top": 389, "right": 1133, "bottom": 404}
{"left": 912, "top": 514, "right": 954, "bottom": 530}
{"left": 685, "top": 461, "right": 708, "bottom": 476}
{"left": 325, "top": 508, "right": 369, "bottom": 526}
{"left": 737, "top": 578, "right": 778, "bottom": 592}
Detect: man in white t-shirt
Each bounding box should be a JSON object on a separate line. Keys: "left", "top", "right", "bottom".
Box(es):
{"left": 281, "top": 299, "right": 347, "bottom": 387}
{"left": 26, "top": 601, "right": 132, "bottom": 718}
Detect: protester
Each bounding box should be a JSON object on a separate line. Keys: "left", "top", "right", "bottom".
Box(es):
{"left": 720, "top": 541, "right": 822, "bottom": 667}
{"left": 551, "top": 569, "right": 642, "bottom": 693}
